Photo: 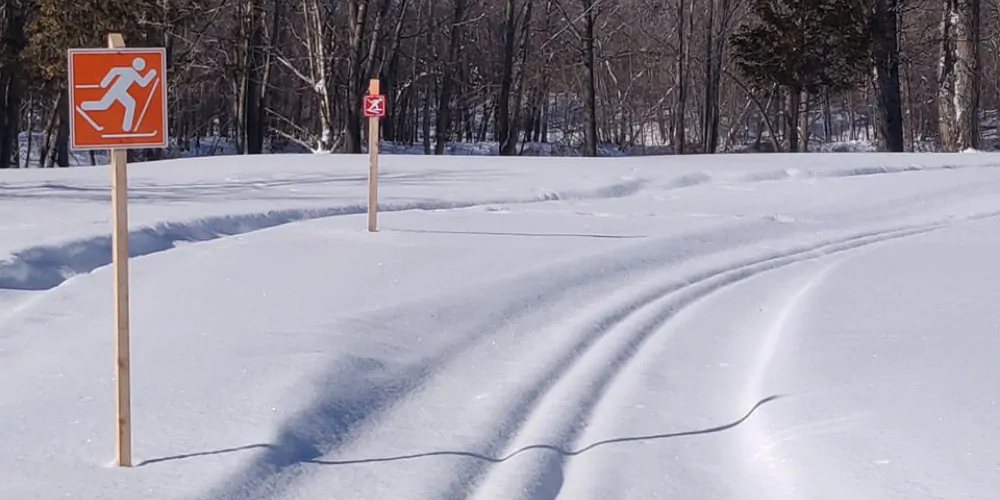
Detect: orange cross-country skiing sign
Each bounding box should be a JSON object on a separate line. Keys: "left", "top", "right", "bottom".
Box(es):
{"left": 67, "top": 47, "right": 168, "bottom": 150}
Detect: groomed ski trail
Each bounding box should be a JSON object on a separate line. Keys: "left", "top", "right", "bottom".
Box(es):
{"left": 207, "top": 206, "right": 1000, "bottom": 500}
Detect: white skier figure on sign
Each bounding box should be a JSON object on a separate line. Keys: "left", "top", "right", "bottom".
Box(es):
{"left": 79, "top": 57, "right": 157, "bottom": 132}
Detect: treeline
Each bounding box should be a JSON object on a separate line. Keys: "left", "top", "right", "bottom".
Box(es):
{"left": 0, "top": 0, "right": 991, "bottom": 167}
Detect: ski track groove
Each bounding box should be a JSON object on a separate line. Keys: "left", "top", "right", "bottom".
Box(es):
{"left": 460, "top": 217, "right": 998, "bottom": 500}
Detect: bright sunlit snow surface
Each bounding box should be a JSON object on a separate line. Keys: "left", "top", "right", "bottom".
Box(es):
{"left": 3, "top": 152, "right": 1000, "bottom": 500}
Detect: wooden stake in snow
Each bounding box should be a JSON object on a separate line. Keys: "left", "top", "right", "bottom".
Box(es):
{"left": 108, "top": 33, "right": 132, "bottom": 469}
{"left": 67, "top": 32, "right": 169, "bottom": 467}
{"left": 111, "top": 146, "right": 131, "bottom": 467}
{"left": 363, "top": 79, "right": 386, "bottom": 232}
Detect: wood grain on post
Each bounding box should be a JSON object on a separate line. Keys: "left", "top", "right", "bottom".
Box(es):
{"left": 108, "top": 32, "right": 132, "bottom": 468}
{"left": 368, "top": 78, "right": 380, "bottom": 232}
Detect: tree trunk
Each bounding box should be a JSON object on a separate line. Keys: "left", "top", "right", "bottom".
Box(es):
{"left": 0, "top": 70, "right": 19, "bottom": 168}
{"left": 902, "top": 34, "right": 918, "bottom": 151}
{"left": 39, "top": 96, "right": 59, "bottom": 168}
{"left": 422, "top": 80, "right": 431, "bottom": 154}
{"left": 800, "top": 91, "right": 810, "bottom": 151}
{"left": 701, "top": 0, "right": 720, "bottom": 153}
{"left": 674, "top": 0, "right": 687, "bottom": 154}
{"left": 380, "top": 0, "right": 410, "bottom": 142}
{"left": 956, "top": 0, "right": 980, "bottom": 149}
{"left": 56, "top": 90, "right": 69, "bottom": 167}
{"left": 23, "top": 94, "right": 33, "bottom": 167}
{"left": 345, "top": 0, "right": 371, "bottom": 154}
{"left": 234, "top": 71, "right": 248, "bottom": 154}
{"left": 234, "top": 0, "right": 251, "bottom": 157}
{"left": 256, "top": 0, "right": 285, "bottom": 153}
{"left": 541, "top": 97, "right": 549, "bottom": 143}
{"left": 497, "top": 0, "right": 519, "bottom": 155}
{"left": 0, "top": 0, "right": 26, "bottom": 168}
{"left": 823, "top": 90, "right": 833, "bottom": 141}
{"left": 580, "top": 0, "right": 598, "bottom": 157}
{"left": 706, "top": 0, "right": 733, "bottom": 153}
{"left": 786, "top": 87, "right": 801, "bottom": 152}
{"left": 242, "top": 0, "right": 267, "bottom": 155}
{"left": 938, "top": 0, "right": 980, "bottom": 151}
{"left": 873, "top": 0, "right": 905, "bottom": 151}
{"left": 434, "top": 0, "right": 466, "bottom": 155}
{"left": 508, "top": 0, "right": 534, "bottom": 154}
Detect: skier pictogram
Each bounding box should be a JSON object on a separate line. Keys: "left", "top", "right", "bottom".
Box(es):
{"left": 363, "top": 94, "right": 386, "bottom": 118}
{"left": 67, "top": 47, "right": 168, "bottom": 150}
{"left": 77, "top": 57, "right": 158, "bottom": 134}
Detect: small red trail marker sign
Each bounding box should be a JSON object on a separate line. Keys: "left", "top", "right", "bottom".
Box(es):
{"left": 363, "top": 94, "right": 386, "bottom": 118}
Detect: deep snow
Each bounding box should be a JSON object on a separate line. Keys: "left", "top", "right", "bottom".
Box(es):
{"left": 3, "top": 152, "right": 1000, "bottom": 499}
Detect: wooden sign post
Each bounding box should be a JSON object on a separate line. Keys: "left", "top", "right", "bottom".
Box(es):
{"left": 67, "top": 33, "right": 169, "bottom": 467}
{"left": 362, "top": 79, "right": 386, "bottom": 232}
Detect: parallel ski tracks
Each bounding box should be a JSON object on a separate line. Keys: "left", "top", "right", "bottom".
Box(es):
{"left": 459, "top": 221, "right": 961, "bottom": 500}
{"left": 207, "top": 212, "right": 1000, "bottom": 500}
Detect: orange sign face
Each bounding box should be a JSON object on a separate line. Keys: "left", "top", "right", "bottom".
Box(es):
{"left": 67, "top": 47, "right": 168, "bottom": 150}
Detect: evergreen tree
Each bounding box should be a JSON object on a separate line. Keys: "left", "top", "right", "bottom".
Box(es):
{"left": 730, "top": 0, "right": 873, "bottom": 150}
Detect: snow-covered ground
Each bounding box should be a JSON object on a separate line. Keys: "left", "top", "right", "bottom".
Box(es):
{"left": 3, "top": 151, "right": 1000, "bottom": 499}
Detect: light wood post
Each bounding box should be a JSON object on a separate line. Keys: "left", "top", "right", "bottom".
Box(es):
{"left": 108, "top": 32, "right": 132, "bottom": 468}
{"left": 367, "top": 79, "right": 380, "bottom": 232}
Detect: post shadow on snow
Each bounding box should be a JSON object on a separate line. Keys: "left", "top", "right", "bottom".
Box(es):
{"left": 390, "top": 228, "right": 647, "bottom": 239}
{"left": 138, "top": 354, "right": 440, "bottom": 473}
{"left": 139, "top": 394, "right": 784, "bottom": 468}
{"left": 138, "top": 444, "right": 272, "bottom": 466}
